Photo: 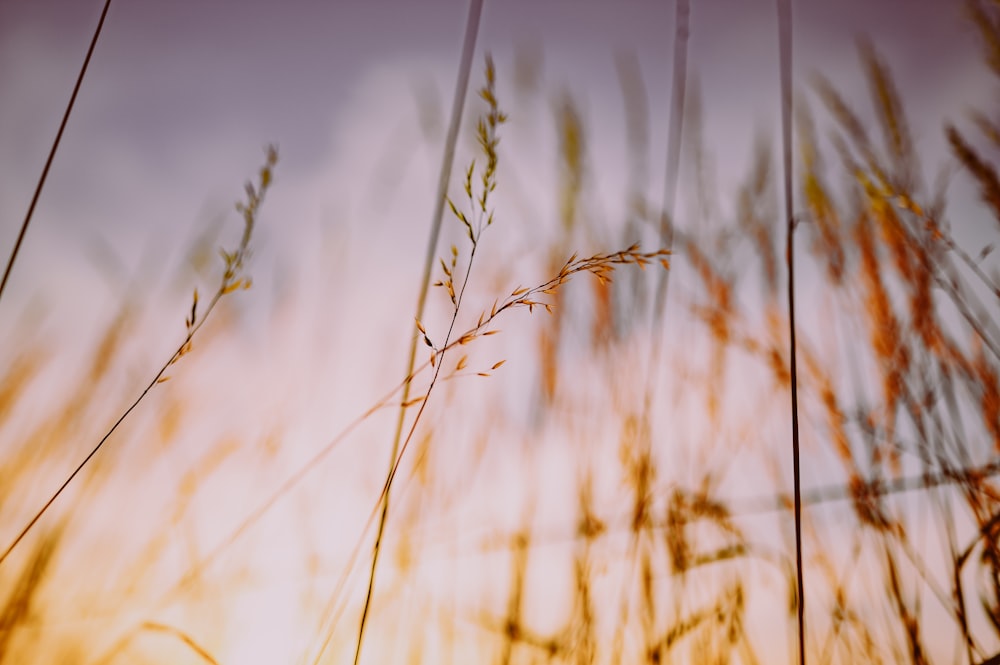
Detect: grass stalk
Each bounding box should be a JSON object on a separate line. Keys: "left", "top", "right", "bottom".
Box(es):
{"left": 0, "top": 0, "right": 113, "bottom": 305}
{"left": 607, "top": 3, "right": 690, "bottom": 655}
{"left": 139, "top": 622, "right": 220, "bottom": 665}
{"left": 351, "top": 2, "right": 483, "bottom": 661}
{"left": 0, "top": 146, "right": 277, "bottom": 568}
{"left": 322, "top": 240, "right": 667, "bottom": 662}
{"left": 776, "top": 0, "right": 806, "bottom": 662}
{"left": 651, "top": 0, "right": 689, "bottom": 327}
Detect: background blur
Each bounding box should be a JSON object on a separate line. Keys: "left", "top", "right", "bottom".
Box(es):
{"left": 1, "top": 0, "right": 998, "bottom": 663}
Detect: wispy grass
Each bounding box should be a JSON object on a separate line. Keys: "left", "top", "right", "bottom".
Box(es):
{"left": 351, "top": 1, "right": 483, "bottom": 659}
{"left": 0, "top": 0, "right": 112, "bottom": 304}
{"left": 0, "top": 145, "right": 277, "bottom": 568}
{"left": 2, "top": 4, "right": 1000, "bottom": 664}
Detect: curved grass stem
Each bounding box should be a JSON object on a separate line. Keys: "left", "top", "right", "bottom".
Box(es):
{"left": 0, "top": 146, "right": 277, "bottom": 568}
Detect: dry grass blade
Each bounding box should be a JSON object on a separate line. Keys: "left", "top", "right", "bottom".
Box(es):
{"left": 0, "top": 529, "right": 61, "bottom": 661}
{"left": 651, "top": 0, "right": 689, "bottom": 325}
{"left": 967, "top": 0, "right": 1000, "bottom": 78}
{"left": 139, "top": 622, "right": 220, "bottom": 665}
{"left": 859, "top": 38, "right": 917, "bottom": 192}
{"left": 0, "top": 146, "right": 277, "bottom": 568}
{"left": 0, "top": 0, "right": 112, "bottom": 305}
{"left": 947, "top": 124, "right": 1000, "bottom": 226}
{"left": 776, "top": 0, "right": 806, "bottom": 662}
{"left": 348, "top": 6, "right": 485, "bottom": 657}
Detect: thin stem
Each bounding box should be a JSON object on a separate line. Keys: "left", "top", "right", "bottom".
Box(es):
{"left": 777, "top": 0, "right": 805, "bottom": 662}
{"left": 736, "top": 459, "right": 1000, "bottom": 515}
{"left": 458, "top": 459, "right": 1000, "bottom": 555}
{"left": 0, "top": 293, "right": 219, "bottom": 567}
{"left": 608, "top": 7, "right": 690, "bottom": 656}
{"left": 349, "top": 244, "right": 480, "bottom": 665}
{"left": 322, "top": 247, "right": 663, "bottom": 663}
{"left": 0, "top": 147, "right": 275, "bottom": 567}
{"left": 651, "top": 0, "right": 689, "bottom": 328}
{"left": 350, "top": 2, "right": 483, "bottom": 663}
{"left": 139, "top": 622, "right": 220, "bottom": 665}
{"left": 0, "top": 0, "right": 113, "bottom": 305}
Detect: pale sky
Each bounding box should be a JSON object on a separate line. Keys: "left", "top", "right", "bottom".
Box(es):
{"left": 0, "top": 0, "right": 987, "bottom": 306}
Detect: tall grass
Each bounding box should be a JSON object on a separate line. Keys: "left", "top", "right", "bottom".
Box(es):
{"left": 1, "top": 2, "right": 999, "bottom": 664}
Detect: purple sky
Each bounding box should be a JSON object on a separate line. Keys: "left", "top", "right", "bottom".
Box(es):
{"left": 0, "top": 0, "right": 988, "bottom": 347}
{"left": 0, "top": 0, "right": 981, "bottom": 176}
{"left": 0, "top": 0, "right": 986, "bottom": 259}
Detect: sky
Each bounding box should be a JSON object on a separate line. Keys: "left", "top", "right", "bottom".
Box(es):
{"left": 0, "top": 0, "right": 989, "bottom": 320}
{"left": 0, "top": 2, "right": 984, "bottom": 223}
{"left": 0, "top": 0, "right": 996, "bottom": 663}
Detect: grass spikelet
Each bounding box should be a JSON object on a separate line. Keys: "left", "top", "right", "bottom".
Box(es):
{"left": 805, "top": 351, "right": 853, "bottom": 464}
{"left": 557, "top": 94, "right": 585, "bottom": 231}
{"left": 0, "top": 528, "right": 62, "bottom": 658}
{"left": 737, "top": 135, "right": 779, "bottom": 294}
{"left": 854, "top": 211, "right": 907, "bottom": 469}
{"left": 0, "top": 347, "right": 45, "bottom": 427}
{"left": 972, "top": 342, "right": 1000, "bottom": 451}
{"left": 859, "top": 38, "right": 917, "bottom": 191}
{"left": 967, "top": 0, "right": 1000, "bottom": 78}
{"left": 797, "top": 99, "right": 845, "bottom": 283}
{"left": 812, "top": 72, "right": 878, "bottom": 174}
{"left": 947, "top": 124, "right": 1000, "bottom": 225}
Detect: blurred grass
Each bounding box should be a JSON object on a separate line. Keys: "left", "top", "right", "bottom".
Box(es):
{"left": 1, "top": 4, "right": 1000, "bottom": 664}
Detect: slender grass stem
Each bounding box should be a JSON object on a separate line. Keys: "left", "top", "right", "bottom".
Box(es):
{"left": 138, "top": 622, "right": 220, "bottom": 665}
{"left": 0, "top": 0, "right": 112, "bottom": 306}
{"left": 608, "top": 3, "right": 688, "bottom": 655}
{"left": 351, "top": 2, "right": 483, "bottom": 662}
{"left": 0, "top": 290, "right": 224, "bottom": 567}
{"left": 0, "top": 147, "right": 276, "bottom": 568}
{"left": 651, "top": 0, "right": 689, "bottom": 328}
{"left": 776, "top": 0, "right": 805, "bottom": 662}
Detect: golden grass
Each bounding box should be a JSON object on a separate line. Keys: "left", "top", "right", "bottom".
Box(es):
{"left": 2, "top": 9, "right": 1000, "bottom": 664}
